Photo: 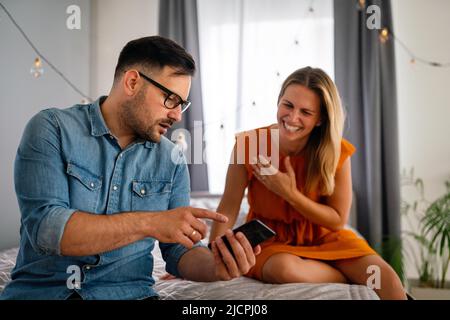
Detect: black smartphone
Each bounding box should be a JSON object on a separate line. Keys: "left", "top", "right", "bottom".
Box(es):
{"left": 208, "top": 219, "right": 276, "bottom": 256}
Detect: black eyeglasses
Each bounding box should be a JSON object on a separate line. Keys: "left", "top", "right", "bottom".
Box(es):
{"left": 138, "top": 71, "right": 191, "bottom": 113}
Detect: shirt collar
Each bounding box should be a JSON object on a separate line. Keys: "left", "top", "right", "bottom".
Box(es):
{"left": 144, "top": 141, "right": 155, "bottom": 149}
{"left": 89, "top": 96, "right": 110, "bottom": 137}
{"left": 89, "top": 96, "right": 155, "bottom": 149}
{"left": 135, "top": 138, "right": 156, "bottom": 149}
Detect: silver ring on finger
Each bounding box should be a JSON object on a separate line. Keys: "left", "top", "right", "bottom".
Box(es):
{"left": 260, "top": 162, "right": 270, "bottom": 168}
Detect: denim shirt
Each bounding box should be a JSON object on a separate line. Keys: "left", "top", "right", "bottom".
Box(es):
{"left": 1, "top": 96, "right": 199, "bottom": 300}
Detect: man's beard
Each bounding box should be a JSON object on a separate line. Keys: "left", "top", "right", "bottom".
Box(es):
{"left": 120, "top": 89, "right": 173, "bottom": 143}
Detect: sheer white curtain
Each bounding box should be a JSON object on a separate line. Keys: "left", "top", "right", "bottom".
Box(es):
{"left": 197, "top": 0, "right": 334, "bottom": 194}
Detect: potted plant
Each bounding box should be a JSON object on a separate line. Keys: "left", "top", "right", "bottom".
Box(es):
{"left": 401, "top": 168, "right": 450, "bottom": 299}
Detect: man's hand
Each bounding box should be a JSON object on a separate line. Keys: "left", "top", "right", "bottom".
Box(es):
{"left": 147, "top": 207, "right": 228, "bottom": 249}
{"left": 210, "top": 230, "right": 261, "bottom": 280}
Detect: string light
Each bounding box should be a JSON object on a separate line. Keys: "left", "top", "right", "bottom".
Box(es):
{"left": 0, "top": 2, "right": 92, "bottom": 101}
{"left": 389, "top": 31, "right": 450, "bottom": 68}
{"left": 194, "top": 0, "right": 450, "bottom": 149}
{"left": 194, "top": 0, "right": 318, "bottom": 133}
{"left": 379, "top": 27, "right": 390, "bottom": 44}
{"left": 30, "top": 57, "right": 44, "bottom": 78}
{"left": 357, "top": 0, "right": 366, "bottom": 11}
{"left": 353, "top": 1, "right": 450, "bottom": 68}
{"left": 308, "top": 0, "right": 315, "bottom": 13}
{"left": 354, "top": 1, "right": 449, "bottom": 67}
{"left": 200, "top": 0, "right": 450, "bottom": 136}
{"left": 273, "top": 0, "right": 315, "bottom": 81}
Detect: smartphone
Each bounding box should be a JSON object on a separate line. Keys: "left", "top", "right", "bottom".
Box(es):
{"left": 208, "top": 219, "right": 276, "bottom": 256}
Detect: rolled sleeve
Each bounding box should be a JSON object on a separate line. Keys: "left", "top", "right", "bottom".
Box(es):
{"left": 15, "top": 110, "right": 76, "bottom": 255}
{"left": 159, "top": 242, "right": 205, "bottom": 277}
{"left": 36, "top": 207, "right": 77, "bottom": 255}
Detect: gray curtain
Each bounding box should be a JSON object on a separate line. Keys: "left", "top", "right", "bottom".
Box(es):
{"left": 159, "top": 0, "right": 209, "bottom": 192}
{"left": 334, "top": 0, "right": 402, "bottom": 273}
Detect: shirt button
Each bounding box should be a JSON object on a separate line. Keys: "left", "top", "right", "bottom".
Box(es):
{"left": 85, "top": 266, "right": 91, "bottom": 270}
{"left": 140, "top": 189, "right": 146, "bottom": 195}
{"left": 113, "top": 185, "right": 118, "bottom": 191}
{"left": 119, "top": 154, "right": 123, "bottom": 158}
{"left": 90, "top": 182, "right": 95, "bottom": 188}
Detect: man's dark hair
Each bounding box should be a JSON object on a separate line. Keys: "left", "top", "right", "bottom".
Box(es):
{"left": 113, "top": 36, "right": 195, "bottom": 80}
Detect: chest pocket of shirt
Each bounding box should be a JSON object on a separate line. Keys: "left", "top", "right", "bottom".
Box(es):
{"left": 131, "top": 180, "right": 172, "bottom": 212}
{"left": 66, "top": 162, "right": 102, "bottom": 212}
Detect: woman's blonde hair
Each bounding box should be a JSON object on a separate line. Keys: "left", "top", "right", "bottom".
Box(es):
{"left": 278, "top": 67, "right": 345, "bottom": 196}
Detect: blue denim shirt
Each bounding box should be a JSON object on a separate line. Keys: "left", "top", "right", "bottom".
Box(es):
{"left": 1, "top": 96, "right": 199, "bottom": 300}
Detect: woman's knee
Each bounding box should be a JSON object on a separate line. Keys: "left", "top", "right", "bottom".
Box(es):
{"left": 379, "top": 265, "right": 407, "bottom": 299}
{"left": 262, "top": 254, "right": 306, "bottom": 283}
{"left": 353, "top": 256, "right": 407, "bottom": 299}
{"left": 262, "top": 254, "right": 345, "bottom": 284}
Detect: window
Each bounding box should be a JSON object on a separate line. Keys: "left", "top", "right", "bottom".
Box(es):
{"left": 198, "top": 0, "right": 334, "bottom": 193}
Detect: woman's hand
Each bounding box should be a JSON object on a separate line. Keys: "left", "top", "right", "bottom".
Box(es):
{"left": 250, "top": 155, "right": 298, "bottom": 201}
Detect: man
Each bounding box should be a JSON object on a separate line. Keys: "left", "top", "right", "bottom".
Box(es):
{"left": 1, "top": 36, "right": 259, "bottom": 300}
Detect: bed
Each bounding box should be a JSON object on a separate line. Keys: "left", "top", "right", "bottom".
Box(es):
{"left": 0, "top": 194, "right": 379, "bottom": 300}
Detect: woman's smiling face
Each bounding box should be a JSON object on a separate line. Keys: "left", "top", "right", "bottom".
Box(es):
{"left": 277, "top": 84, "right": 322, "bottom": 145}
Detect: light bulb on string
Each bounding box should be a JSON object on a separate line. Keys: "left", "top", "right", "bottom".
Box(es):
{"left": 357, "top": 0, "right": 366, "bottom": 11}
{"left": 30, "top": 57, "right": 44, "bottom": 78}
{"left": 379, "top": 28, "right": 390, "bottom": 44}
{"left": 308, "top": 0, "right": 315, "bottom": 13}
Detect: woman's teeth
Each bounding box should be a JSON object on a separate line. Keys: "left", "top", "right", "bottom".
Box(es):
{"left": 283, "top": 121, "right": 302, "bottom": 132}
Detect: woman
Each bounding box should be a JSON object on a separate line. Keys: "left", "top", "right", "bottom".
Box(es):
{"left": 209, "top": 67, "right": 406, "bottom": 300}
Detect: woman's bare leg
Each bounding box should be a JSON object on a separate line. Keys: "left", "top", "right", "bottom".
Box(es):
{"left": 261, "top": 253, "right": 347, "bottom": 284}
{"left": 329, "top": 255, "right": 407, "bottom": 300}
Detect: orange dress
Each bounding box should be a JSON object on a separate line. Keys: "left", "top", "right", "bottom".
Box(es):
{"left": 236, "top": 125, "right": 377, "bottom": 280}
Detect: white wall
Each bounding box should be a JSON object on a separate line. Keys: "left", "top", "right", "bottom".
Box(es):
{"left": 90, "top": 0, "right": 159, "bottom": 98}
{"left": 0, "top": 0, "right": 91, "bottom": 250}
{"left": 392, "top": 0, "right": 450, "bottom": 280}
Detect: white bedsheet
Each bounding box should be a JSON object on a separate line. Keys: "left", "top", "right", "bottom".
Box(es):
{"left": 0, "top": 245, "right": 378, "bottom": 300}
{"left": 0, "top": 247, "right": 16, "bottom": 294}
{"left": 152, "top": 245, "right": 378, "bottom": 300}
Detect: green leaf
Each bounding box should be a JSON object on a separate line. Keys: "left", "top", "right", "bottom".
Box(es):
{"left": 439, "top": 232, "right": 448, "bottom": 256}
